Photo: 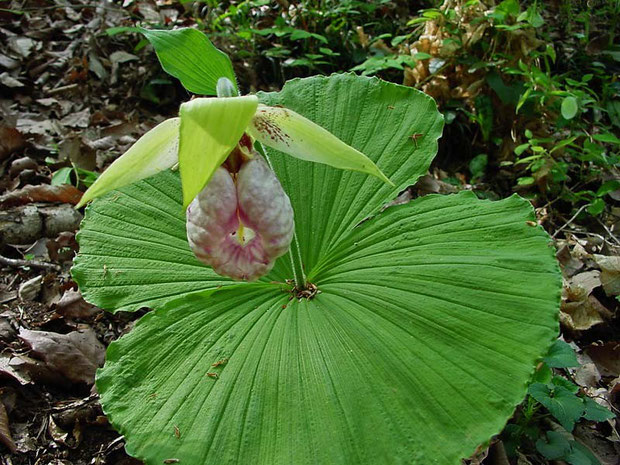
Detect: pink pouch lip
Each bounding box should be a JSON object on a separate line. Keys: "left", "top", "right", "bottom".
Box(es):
{"left": 186, "top": 157, "right": 294, "bottom": 281}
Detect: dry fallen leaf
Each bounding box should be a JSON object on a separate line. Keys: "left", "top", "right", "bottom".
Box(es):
{"left": 0, "top": 126, "right": 25, "bottom": 161}
{"left": 0, "top": 354, "right": 32, "bottom": 385}
{"left": 0, "top": 184, "right": 83, "bottom": 208}
{"left": 594, "top": 255, "right": 620, "bottom": 296}
{"left": 561, "top": 296, "right": 609, "bottom": 331}
{"left": 59, "top": 108, "right": 91, "bottom": 129}
{"left": 7, "top": 36, "right": 35, "bottom": 58}
{"left": 5, "top": 353, "right": 63, "bottom": 386}
{"left": 8, "top": 156, "right": 38, "bottom": 178}
{"left": 567, "top": 271, "right": 602, "bottom": 296}
{"left": 18, "top": 327, "right": 105, "bottom": 385}
{"left": 586, "top": 342, "right": 620, "bottom": 378}
{"left": 55, "top": 289, "right": 99, "bottom": 319}
{"left": 46, "top": 231, "right": 79, "bottom": 262}
{"left": 0, "top": 71, "right": 24, "bottom": 88}
{"left": 0, "top": 317, "right": 14, "bottom": 340}
{"left": 572, "top": 351, "right": 602, "bottom": 388}
{"left": 561, "top": 271, "right": 612, "bottom": 331}
{"left": 556, "top": 243, "right": 584, "bottom": 277}
{"left": 0, "top": 400, "right": 17, "bottom": 453}
{"left": 18, "top": 275, "right": 42, "bottom": 301}
{"left": 48, "top": 415, "right": 70, "bottom": 447}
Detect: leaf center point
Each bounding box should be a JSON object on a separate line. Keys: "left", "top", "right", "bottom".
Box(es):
{"left": 287, "top": 280, "right": 320, "bottom": 300}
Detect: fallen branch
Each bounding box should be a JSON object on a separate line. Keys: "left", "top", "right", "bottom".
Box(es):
{"left": 552, "top": 204, "right": 589, "bottom": 239}
{"left": 0, "top": 255, "right": 61, "bottom": 271}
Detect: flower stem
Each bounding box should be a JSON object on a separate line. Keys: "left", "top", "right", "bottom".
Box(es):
{"left": 289, "top": 233, "right": 306, "bottom": 290}
{"left": 255, "top": 142, "right": 306, "bottom": 290}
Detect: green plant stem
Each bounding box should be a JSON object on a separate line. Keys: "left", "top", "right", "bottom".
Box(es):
{"left": 289, "top": 233, "right": 306, "bottom": 289}
{"left": 255, "top": 142, "right": 306, "bottom": 290}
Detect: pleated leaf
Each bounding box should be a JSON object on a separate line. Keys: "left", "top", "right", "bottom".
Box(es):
{"left": 141, "top": 28, "right": 237, "bottom": 96}
{"left": 96, "top": 192, "right": 560, "bottom": 465}
{"left": 258, "top": 74, "right": 444, "bottom": 273}
{"left": 73, "top": 74, "right": 441, "bottom": 310}
{"left": 74, "top": 72, "right": 560, "bottom": 463}
{"left": 72, "top": 171, "right": 237, "bottom": 312}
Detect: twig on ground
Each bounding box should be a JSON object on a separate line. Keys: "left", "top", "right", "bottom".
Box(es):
{"left": 0, "top": 255, "right": 61, "bottom": 271}
{"left": 47, "top": 83, "right": 79, "bottom": 95}
{"left": 552, "top": 204, "right": 589, "bottom": 239}
{"left": 595, "top": 217, "right": 620, "bottom": 246}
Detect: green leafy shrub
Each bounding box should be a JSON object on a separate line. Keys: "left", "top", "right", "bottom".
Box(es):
{"left": 199, "top": 0, "right": 413, "bottom": 82}
{"left": 503, "top": 340, "right": 615, "bottom": 464}
{"left": 333, "top": 0, "right": 620, "bottom": 226}
{"left": 72, "top": 28, "right": 562, "bottom": 464}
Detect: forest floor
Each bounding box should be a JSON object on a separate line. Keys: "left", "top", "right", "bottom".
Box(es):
{"left": 0, "top": 1, "right": 618, "bottom": 465}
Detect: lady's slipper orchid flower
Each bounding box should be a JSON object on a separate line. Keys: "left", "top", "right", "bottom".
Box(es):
{"left": 76, "top": 85, "right": 392, "bottom": 209}
{"left": 186, "top": 154, "right": 294, "bottom": 281}
{"left": 76, "top": 78, "right": 392, "bottom": 280}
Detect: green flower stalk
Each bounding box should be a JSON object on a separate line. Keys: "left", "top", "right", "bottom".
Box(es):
{"left": 76, "top": 78, "right": 391, "bottom": 280}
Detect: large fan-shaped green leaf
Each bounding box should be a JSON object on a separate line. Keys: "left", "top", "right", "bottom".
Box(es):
{"left": 73, "top": 74, "right": 441, "bottom": 311}
{"left": 72, "top": 169, "right": 293, "bottom": 312}
{"left": 75, "top": 71, "right": 560, "bottom": 462}
{"left": 260, "top": 74, "right": 444, "bottom": 275}
{"left": 72, "top": 171, "right": 236, "bottom": 312}
{"left": 97, "top": 192, "right": 560, "bottom": 465}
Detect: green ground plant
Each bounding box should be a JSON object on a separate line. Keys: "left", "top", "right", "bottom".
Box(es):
{"left": 503, "top": 340, "right": 614, "bottom": 465}
{"left": 172, "top": 1, "right": 619, "bottom": 229}
{"left": 402, "top": 1, "right": 619, "bottom": 224}
{"left": 88, "top": 0, "right": 620, "bottom": 461}
{"left": 199, "top": 0, "right": 414, "bottom": 82}
{"left": 71, "top": 27, "right": 564, "bottom": 464}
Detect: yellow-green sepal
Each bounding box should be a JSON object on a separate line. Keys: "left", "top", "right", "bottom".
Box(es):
{"left": 248, "top": 104, "right": 393, "bottom": 185}
{"left": 76, "top": 117, "right": 180, "bottom": 208}
{"left": 178, "top": 95, "right": 258, "bottom": 208}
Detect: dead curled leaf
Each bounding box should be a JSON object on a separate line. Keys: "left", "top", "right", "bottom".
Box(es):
{"left": 572, "top": 351, "right": 602, "bottom": 388}
{"left": 594, "top": 255, "right": 620, "bottom": 297}
{"left": 46, "top": 231, "right": 79, "bottom": 262}
{"left": 59, "top": 108, "right": 91, "bottom": 129}
{"left": 566, "top": 271, "right": 602, "bottom": 297}
{"left": 18, "top": 327, "right": 105, "bottom": 385}
{"left": 0, "top": 184, "right": 83, "bottom": 208}
{"left": 561, "top": 296, "right": 609, "bottom": 331}
{"left": 556, "top": 243, "right": 584, "bottom": 277}
{"left": 8, "top": 156, "right": 37, "bottom": 177}
{"left": 0, "top": 400, "right": 17, "bottom": 453}
{"left": 0, "top": 126, "right": 25, "bottom": 161}
{"left": 54, "top": 289, "right": 99, "bottom": 319}
{"left": 0, "top": 354, "right": 32, "bottom": 385}
{"left": 561, "top": 271, "right": 611, "bottom": 331}
{"left": 5, "top": 353, "right": 61, "bottom": 387}
{"left": 46, "top": 417, "right": 64, "bottom": 448}
{"left": 18, "top": 275, "right": 42, "bottom": 301}
{"left": 586, "top": 342, "right": 620, "bottom": 378}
